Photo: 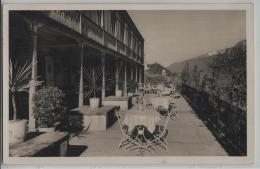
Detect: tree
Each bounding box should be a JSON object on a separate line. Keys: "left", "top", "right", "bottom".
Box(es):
{"left": 191, "top": 64, "right": 200, "bottom": 89}
{"left": 181, "top": 62, "right": 190, "bottom": 85}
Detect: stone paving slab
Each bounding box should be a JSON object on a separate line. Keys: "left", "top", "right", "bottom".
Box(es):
{"left": 69, "top": 94, "right": 228, "bottom": 156}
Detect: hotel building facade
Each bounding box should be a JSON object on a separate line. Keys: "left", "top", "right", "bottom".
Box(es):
{"left": 9, "top": 10, "right": 144, "bottom": 131}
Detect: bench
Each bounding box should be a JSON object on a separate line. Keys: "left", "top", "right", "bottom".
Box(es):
{"left": 10, "top": 132, "right": 69, "bottom": 157}
{"left": 70, "top": 105, "right": 117, "bottom": 131}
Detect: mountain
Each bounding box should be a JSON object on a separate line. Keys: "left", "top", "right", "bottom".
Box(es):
{"left": 166, "top": 41, "right": 246, "bottom": 74}
{"left": 167, "top": 53, "right": 218, "bottom": 74}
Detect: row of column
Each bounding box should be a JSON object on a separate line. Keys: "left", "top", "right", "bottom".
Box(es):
{"left": 78, "top": 50, "right": 144, "bottom": 106}
{"left": 27, "top": 24, "right": 144, "bottom": 132}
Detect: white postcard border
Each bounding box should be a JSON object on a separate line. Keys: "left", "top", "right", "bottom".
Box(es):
{"left": 2, "top": 3, "right": 255, "bottom": 165}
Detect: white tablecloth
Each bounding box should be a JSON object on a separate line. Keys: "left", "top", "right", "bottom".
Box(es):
{"left": 150, "top": 96, "right": 170, "bottom": 109}
{"left": 123, "top": 108, "right": 161, "bottom": 132}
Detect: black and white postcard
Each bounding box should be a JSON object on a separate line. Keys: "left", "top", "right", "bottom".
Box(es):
{"left": 2, "top": 3, "right": 255, "bottom": 165}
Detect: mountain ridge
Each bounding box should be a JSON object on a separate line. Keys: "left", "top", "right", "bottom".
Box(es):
{"left": 166, "top": 40, "right": 246, "bottom": 74}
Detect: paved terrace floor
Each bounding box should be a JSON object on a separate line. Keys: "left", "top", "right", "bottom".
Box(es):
{"left": 69, "top": 94, "right": 228, "bottom": 156}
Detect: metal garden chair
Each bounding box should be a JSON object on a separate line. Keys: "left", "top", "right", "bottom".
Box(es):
{"left": 116, "top": 111, "right": 138, "bottom": 150}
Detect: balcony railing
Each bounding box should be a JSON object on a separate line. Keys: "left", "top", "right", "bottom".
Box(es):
{"left": 126, "top": 47, "right": 131, "bottom": 58}
{"left": 47, "top": 11, "right": 81, "bottom": 33}
{"left": 181, "top": 84, "right": 246, "bottom": 155}
{"left": 132, "top": 52, "right": 137, "bottom": 60}
{"left": 45, "top": 11, "right": 143, "bottom": 64}
{"left": 104, "top": 31, "right": 117, "bottom": 51}
{"left": 117, "top": 40, "right": 126, "bottom": 56}
{"left": 82, "top": 15, "right": 103, "bottom": 44}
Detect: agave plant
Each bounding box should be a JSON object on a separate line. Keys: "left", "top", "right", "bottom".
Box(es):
{"left": 82, "top": 64, "right": 114, "bottom": 99}
{"left": 9, "top": 59, "right": 42, "bottom": 120}
{"left": 83, "top": 64, "right": 102, "bottom": 98}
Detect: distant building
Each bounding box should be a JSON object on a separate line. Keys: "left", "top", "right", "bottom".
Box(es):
{"left": 162, "top": 69, "right": 166, "bottom": 76}
{"left": 144, "top": 63, "right": 150, "bottom": 70}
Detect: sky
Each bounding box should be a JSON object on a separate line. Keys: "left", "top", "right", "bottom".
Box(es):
{"left": 128, "top": 10, "right": 246, "bottom": 67}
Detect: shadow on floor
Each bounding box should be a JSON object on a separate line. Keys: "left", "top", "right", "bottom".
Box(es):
{"left": 25, "top": 132, "right": 45, "bottom": 141}
{"left": 67, "top": 145, "right": 88, "bottom": 156}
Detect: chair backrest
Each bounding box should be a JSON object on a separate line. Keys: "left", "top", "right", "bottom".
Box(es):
{"left": 163, "top": 115, "right": 170, "bottom": 133}
{"left": 116, "top": 111, "right": 127, "bottom": 135}
{"left": 137, "top": 126, "right": 145, "bottom": 135}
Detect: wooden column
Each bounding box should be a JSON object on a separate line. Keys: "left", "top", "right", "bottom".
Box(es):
{"left": 135, "top": 65, "right": 138, "bottom": 82}
{"left": 101, "top": 55, "right": 106, "bottom": 101}
{"left": 115, "top": 60, "right": 119, "bottom": 91}
{"left": 28, "top": 23, "right": 38, "bottom": 132}
{"left": 78, "top": 42, "right": 84, "bottom": 107}
{"left": 139, "top": 66, "right": 142, "bottom": 83}
{"left": 123, "top": 63, "right": 127, "bottom": 96}
{"left": 131, "top": 63, "right": 133, "bottom": 80}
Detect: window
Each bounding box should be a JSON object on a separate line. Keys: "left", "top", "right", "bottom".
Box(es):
{"left": 111, "top": 11, "right": 116, "bottom": 36}
{"left": 124, "top": 24, "right": 129, "bottom": 45}
{"left": 120, "top": 19, "right": 124, "bottom": 42}
{"left": 83, "top": 11, "right": 102, "bottom": 26}
{"left": 128, "top": 30, "right": 131, "bottom": 48}
{"left": 103, "top": 10, "right": 117, "bottom": 35}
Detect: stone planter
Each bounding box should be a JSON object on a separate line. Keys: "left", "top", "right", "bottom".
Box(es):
{"left": 9, "top": 119, "right": 28, "bottom": 147}
{"left": 38, "top": 127, "right": 55, "bottom": 133}
{"left": 90, "top": 98, "right": 100, "bottom": 109}
{"left": 127, "top": 92, "right": 133, "bottom": 97}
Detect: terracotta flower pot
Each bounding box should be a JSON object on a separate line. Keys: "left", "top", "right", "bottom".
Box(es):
{"left": 9, "top": 119, "right": 28, "bottom": 147}
{"left": 90, "top": 98, "right": 100, "bottom": 109}
{"left": 116, "top": 90, "right": 122, "bottom": 97}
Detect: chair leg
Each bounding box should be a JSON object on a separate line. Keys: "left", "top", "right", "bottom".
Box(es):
{"left": 117, "top": 137, "right": 128, "bottom": 149}
{"left": 162, "top": 138, "right": 168, "bottom": 145}
{"left": 146, "top": 145, "right": 156, "bottom": 153}
{"left": 126, "top": 145, "right": 139, "bottom": 152}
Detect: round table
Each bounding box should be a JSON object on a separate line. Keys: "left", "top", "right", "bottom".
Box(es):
{"left": 150, "top": 96, "right": 171, "bottom": 109}
{"left": 123, "top": 108, "right": 161, "bottom": 132}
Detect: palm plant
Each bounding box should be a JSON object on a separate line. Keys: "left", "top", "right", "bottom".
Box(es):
{"left": 127, "top": 80, "right": 137, "bottom": 93}
{"left": 82, "top": 64, "right": 114, "bottom": 99}
{"left": 83, "top": 64, "right": 103, "bottom": 99}
{"left": 9, "top": 59, "right": 42, "bottom": 120}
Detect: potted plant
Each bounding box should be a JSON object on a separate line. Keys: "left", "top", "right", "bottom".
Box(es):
{"left": 9, "top": 59, "right": 42, "bottom": 147}
{"left": 127, "top": 80, "right": 137, "bottom": 96}
{"left": 33, "top": 86, "right": 66, "bottom": 132}
{"left": 83, "top": 64, "right": 103, "bottom": 109}
{"left": 116, "top": 80, "right": 123, "bottom": 97}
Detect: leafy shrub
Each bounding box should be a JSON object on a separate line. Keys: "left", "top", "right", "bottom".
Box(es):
{"left": 33, "top": 86, "right": 66, "bottom": 128}
{"left": 127, "top": 80, "right": 137, "bottom": 93}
